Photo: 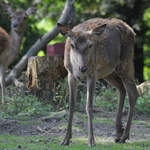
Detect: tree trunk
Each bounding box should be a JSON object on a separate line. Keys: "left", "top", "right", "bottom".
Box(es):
{"left": 26, "top": 56, "right": 67, "bottom": 102}
{"left": 5, "top": 0, "right": 76, "bottom": 86}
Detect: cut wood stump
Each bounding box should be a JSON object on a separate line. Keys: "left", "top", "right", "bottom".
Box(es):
{"left": 26, "top": 56, "right": 67, "bottom": 102}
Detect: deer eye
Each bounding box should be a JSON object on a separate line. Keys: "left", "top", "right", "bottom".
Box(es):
{"left": 89, "top": 43, "right": 93, "bottom": 48}
{"left": 24, "top": 14, "right": 28, "bottom": 19}
{"left": 71, "top": 43, "right": 75, "bottom": 49}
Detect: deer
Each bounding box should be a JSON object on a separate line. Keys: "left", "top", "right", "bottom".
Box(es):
{"left": 0, "top": 3, "right": 37, "bottom": 104}
{"left": 57, "top": 18, "right": 139, "bottom": 146}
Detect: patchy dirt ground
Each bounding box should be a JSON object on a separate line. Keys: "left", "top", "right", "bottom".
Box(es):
{"left": 0, "top": 110, "right": 150, "bottom": 143}
{"left": 0, "top": 72, "right": 150, "bottom": 144}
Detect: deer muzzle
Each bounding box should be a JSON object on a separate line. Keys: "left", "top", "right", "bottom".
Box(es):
{"left": 13, "top": 23, "right": 18, "bottom": 28}
{"left": 79, "top": 65, "right": 88, "bottom": 73}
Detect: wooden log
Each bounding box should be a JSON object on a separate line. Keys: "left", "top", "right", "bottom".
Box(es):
{"left": 26, "top": 56, "right": 67, "bottom": 101}
{"left": 137, "top": 81, "right": 150, "bottom": 96}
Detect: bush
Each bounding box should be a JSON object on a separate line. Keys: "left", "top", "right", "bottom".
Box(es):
{"left": 0, "top": 95, "right": 53, "bottom": 118}
{"left": 136, "top": 91, "right": 150, "bottom": 115}
{"left": 1, "top": 78, "right": 150, "bottom": 118}
{"left": 94, "top": 88, "right": 118, "bottom": 112}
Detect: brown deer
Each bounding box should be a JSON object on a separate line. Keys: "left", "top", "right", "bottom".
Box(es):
{"left": 57, "top": 18, "right": 139, "bottom": 146}
{"left": 0, "top": 3, "right": 37, "bottom": 104}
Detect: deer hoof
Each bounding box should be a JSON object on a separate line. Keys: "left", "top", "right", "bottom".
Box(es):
{"left": 88, "top": 143, "right": 96, "bottom": 147}
{"left": 115, "top": 138, "right": 126, "bottom": 143}
{"left": 120, "top": 136, "right": 129, "bottom": 143}
{"left": 88, "top": 137, "right": 96, "bottom": 147}
{"left": 115, "top": 128, "right": 125, "bottom": 143}
{"left": 115, "top": 136, "right": 129, "bottom": 144}
{"left": 61, "top": 138, "right": 71, "bottom": 145}
{"left": 15, "top": 80, "right": 24, "bottom": 87}
{"left": 115, "top": 138, "right": 121, "bottom": 143}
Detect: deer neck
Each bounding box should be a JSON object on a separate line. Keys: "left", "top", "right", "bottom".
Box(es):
{"left": 10, "top": 30, "right": 24, "bottom": 54}
{"left": 8, "top": 30, "right": 24, "bottom": 66}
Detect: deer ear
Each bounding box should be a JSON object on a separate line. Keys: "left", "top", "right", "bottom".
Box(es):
{"left": 57, "top": 23, "right": 75, "bottom": 39}
{"left": 25, "top": 4, "right": 37, "bottom": 17}
{"left": 2, "top": 2, "right": 14, "bottom": 15}
{"left": 57, "top": 23, "right": 70, "bottom": 36}
{"left": 92, "top": 24, "right": 107, "bottom": 36}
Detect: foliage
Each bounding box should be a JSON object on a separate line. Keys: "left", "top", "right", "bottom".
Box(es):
{"left": 1, "top": 77, "right": 150, "bottom": 118}
{"left": 49, "top": 78, "right": 150, "bottom": 115}
{"left": 95, "top": 87, "right": 150, "bottom": 115}
{"left": 0, "top": 94, "right": 52, "bottom": 118}
{"left": 94, "top": 88, "right": 118, "bottom": 112}
{"left": 52, "top": 78, "right": 69, "bottom": 109}
{"left": 136, "top": 91, "right": 150, "bottom": 115}
{"left": 52, "top": 78, "right": 150, "bottom": 115}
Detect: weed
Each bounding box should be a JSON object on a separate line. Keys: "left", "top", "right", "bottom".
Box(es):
{"left": 0, "top": 95, "right": 52, "bottom": 118}
{"left": 136, "top": 91, "right": 150, "bottom": 115}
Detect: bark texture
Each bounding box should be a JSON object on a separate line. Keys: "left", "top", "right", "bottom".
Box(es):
{"left": 26, "top": 56, "right": 67, "bottom": 101}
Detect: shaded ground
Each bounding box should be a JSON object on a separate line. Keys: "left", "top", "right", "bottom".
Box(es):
{"left": 0, "top": 110, "right": 150, "bottom": 143}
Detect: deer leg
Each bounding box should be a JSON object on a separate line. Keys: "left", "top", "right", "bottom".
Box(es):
{"left": 119, "top": 78, "right": 139, "bottom": 143}
{"left": 115, "top": 88, "right": 126, "bottom": 142}
{"left": 105, "top": 73, "right": 126, "bottom": 142}
{"left": 86, "top": 76, "right": 96, "bottom": 147}
{"left": 61, "top": 73, "right": 77, "bottom": 145}
{"left": 0, "top": 66, "right": 5, "bottom": 104}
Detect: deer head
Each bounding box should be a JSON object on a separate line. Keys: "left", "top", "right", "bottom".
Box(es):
{"left": 2, "top": 2, "right": 37, "bottom": 33}
{"left": 57, "top": 23, "right": 106, "bottom": 73}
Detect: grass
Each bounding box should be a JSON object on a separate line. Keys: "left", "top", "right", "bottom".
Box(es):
{"left": 93, "top": 117, "right": 114, "bottom": 125}
{"left": 132, "top": 120, "right": 150, "bottom": 126}
{"left": 75, "top": 112, "right": 114, "bottom": 125}
{"left": 0, "top": 135, "right": 150, "bottom": 150}
{"left": 18, "top": 120, "right": 41, "bottom": 125}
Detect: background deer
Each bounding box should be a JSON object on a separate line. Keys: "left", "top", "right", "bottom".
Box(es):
{"left": 0, "top": 3, "right": 36, "bottom": 104}
{"left": 58, "top": 18, "right": 139, "bottom": 146}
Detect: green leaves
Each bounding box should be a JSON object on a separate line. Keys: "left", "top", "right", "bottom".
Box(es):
{"left": 136, "top": 92, "right": 150, "bottom": 115}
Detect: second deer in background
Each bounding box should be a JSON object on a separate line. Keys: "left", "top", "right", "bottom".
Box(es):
{"left": 0, "top": 3, "right": 37, "bottom": 104}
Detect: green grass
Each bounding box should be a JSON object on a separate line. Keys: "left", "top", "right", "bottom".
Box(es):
{"left": 93, "top": 117, "right": 114, "bottom": 125}
{"left": 132, "top": 120, "right": 150, "bottom": 126}
{"left": 0, "top": 135, "right": 150, "bottom": 150}
{"left": 18, "top": 120, "right": 41, "bottom": 125}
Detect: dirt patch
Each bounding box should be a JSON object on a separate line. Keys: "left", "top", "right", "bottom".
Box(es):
{"left": 0, "top": 111, "right": 150, "bottom": 143}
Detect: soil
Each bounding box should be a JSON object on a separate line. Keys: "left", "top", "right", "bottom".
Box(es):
{"left": 0, "top": 110, "right": 150, "bottom": 143}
